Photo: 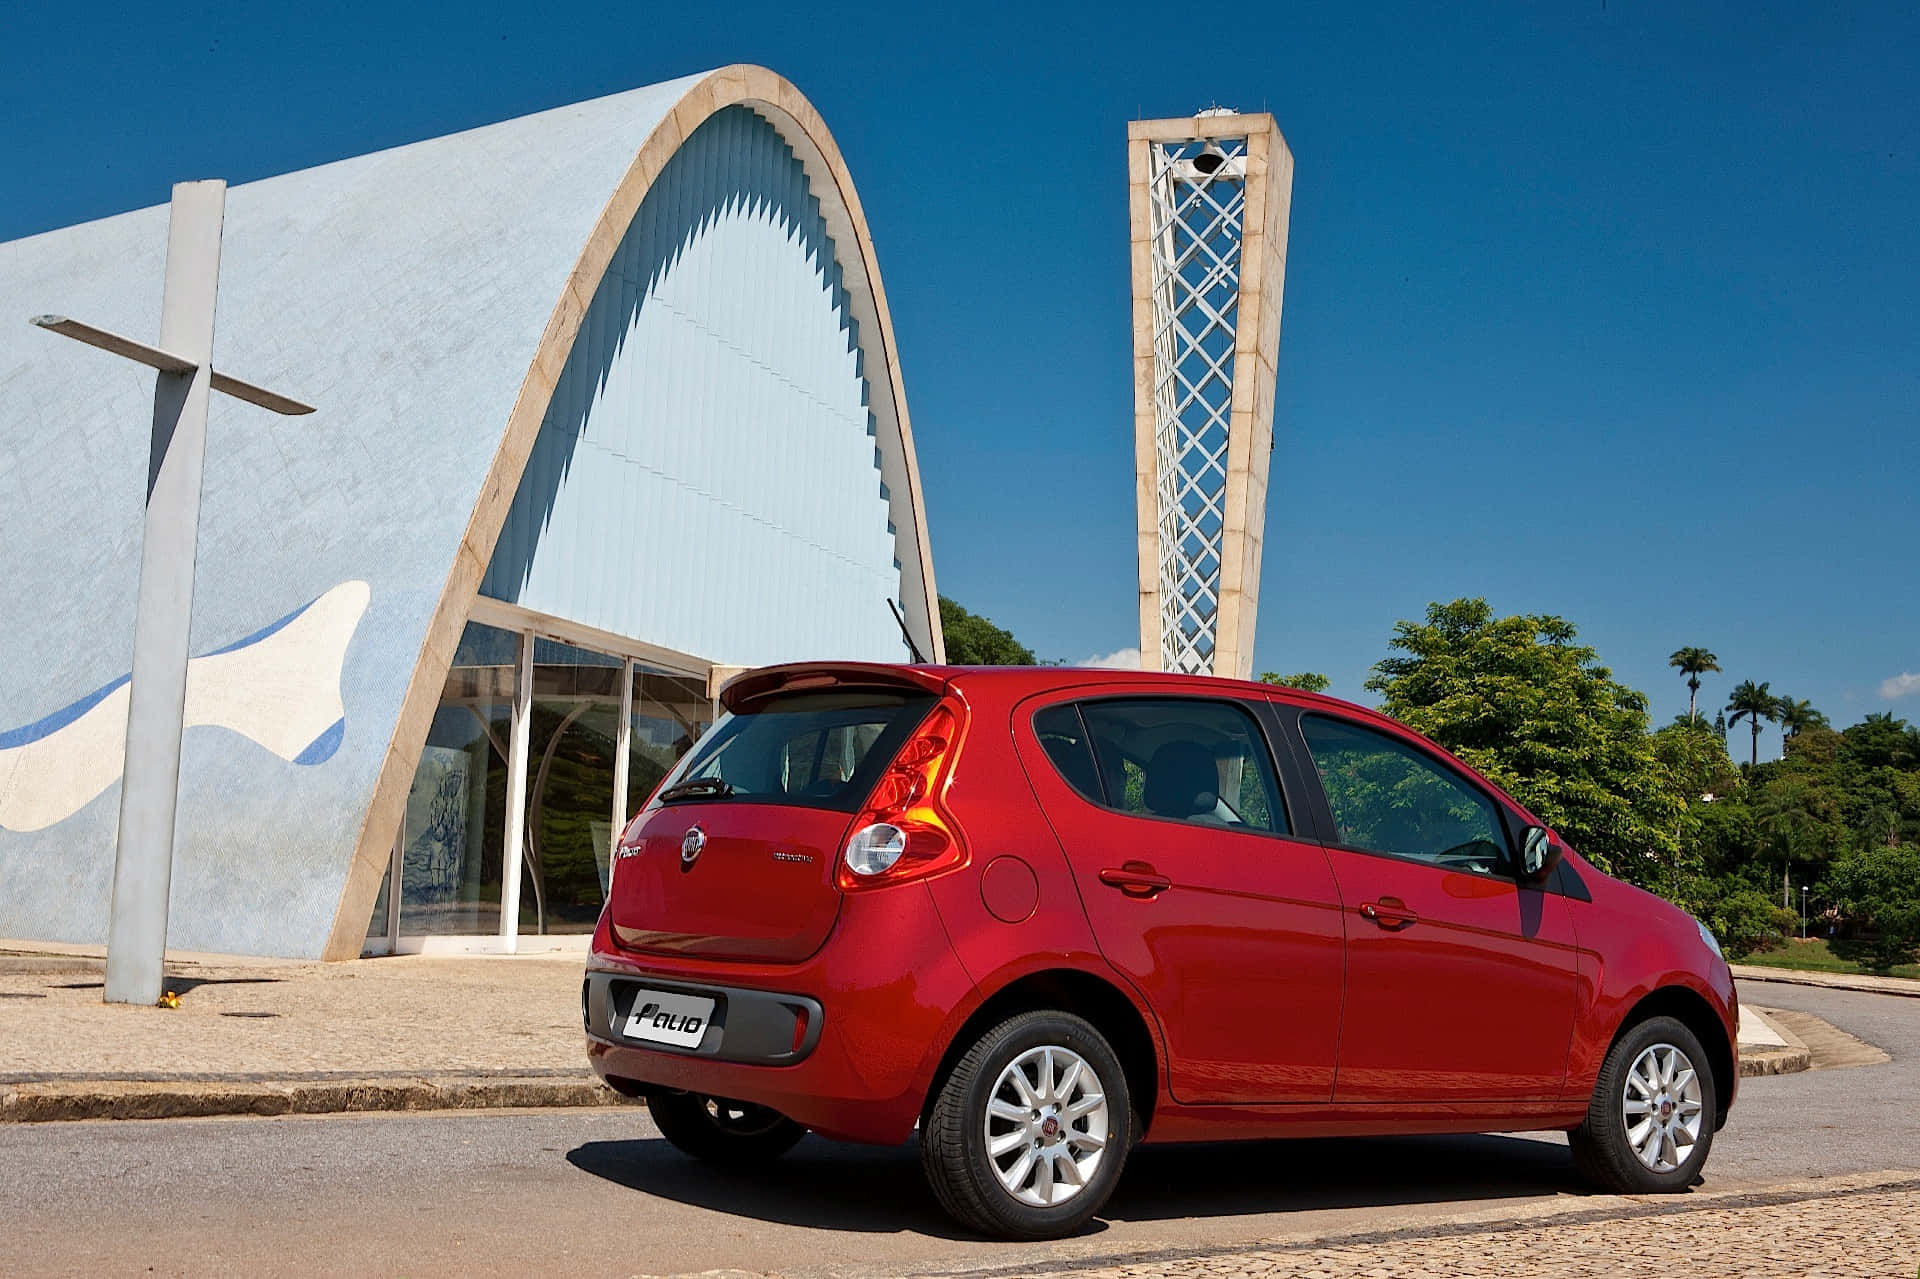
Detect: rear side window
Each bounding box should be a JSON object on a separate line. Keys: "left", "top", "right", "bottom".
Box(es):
{"left": 1298, "top": 714, "right": 1508, "bottom": 873}
{"left": 664, "top": 691, "right": 936, "bottom": 812}
{"left": 1037, "top": 697, "right": 1287, "bottom": 834}
{"left": 1034, "top": 704, "right": 1103, "bottom": 803}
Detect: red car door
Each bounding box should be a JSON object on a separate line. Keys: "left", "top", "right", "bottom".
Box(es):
{"left": 1015, "top": 693, "right": 1346, "bottom": 1105}
{"left": 1292, "top": 710, "right": 1580, "bottom": 1102}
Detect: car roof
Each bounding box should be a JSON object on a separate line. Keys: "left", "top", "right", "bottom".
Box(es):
{"left": 724, "top": 661, "right": 1545, "bottom": 830}
{"left": 729, "top": 659, "right": 1382, "bottom": 723}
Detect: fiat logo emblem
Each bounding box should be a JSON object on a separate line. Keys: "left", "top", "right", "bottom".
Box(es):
{"left": 680, "top": 826, "right": 706, "bottom": 868}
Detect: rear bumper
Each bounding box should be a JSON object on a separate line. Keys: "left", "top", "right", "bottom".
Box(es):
{"left": 583, "top": 883, "right": 975, "bottom": 1145}
{"left": 584, "top": 971, "right": 824, "bottom": 1064}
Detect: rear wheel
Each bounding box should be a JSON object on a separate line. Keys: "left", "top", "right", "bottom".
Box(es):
{"left": 920, "top": 1010, "right": 1133, "bottom": 1239}
{"left": 646, "top": 1092, "right": 806, "bottom": 1166}
{"left": 1569, "top": 1015, "right": 1716, "bottom": 1193}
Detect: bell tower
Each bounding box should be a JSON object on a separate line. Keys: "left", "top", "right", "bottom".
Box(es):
{"left": 1128, "top": 110, "right": 1293, "bottom": 679}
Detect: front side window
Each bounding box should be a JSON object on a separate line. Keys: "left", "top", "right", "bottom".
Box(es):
{"left": 1039, "top": 698, "right": 1287, "bottom": 834}
{"left": 1299, "top": 714, "right": 1507, "bottom": 873}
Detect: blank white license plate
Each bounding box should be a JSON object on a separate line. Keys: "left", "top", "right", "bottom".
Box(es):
{"left": 623, "top": 989, "right": 715, "bottom": 1048}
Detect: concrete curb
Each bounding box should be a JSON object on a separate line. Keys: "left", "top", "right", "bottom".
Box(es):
{"left": 0, "top": 1074, "right": 644, "bottom": 1123}
{"left": 1733, "top": 962, "right": 1920, "bottom": 999}
{"left": 1739, "top": 1009, "right": 1812, "bottom": 1077}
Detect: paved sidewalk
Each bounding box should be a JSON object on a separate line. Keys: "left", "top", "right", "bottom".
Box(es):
{"left": 0, "top": 951, "right": 629, "bottom": 1121}
{"left": 0, "top": 950, "right": 1811, "bottom": 1122}
{"left": 1734, "top": 961, "right": 1920, "bottom": 999}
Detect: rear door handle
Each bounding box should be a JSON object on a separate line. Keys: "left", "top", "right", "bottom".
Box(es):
{"left": 1359, "top": 897, "right": 1418, "bottom": 930}
{"left": 1099, "top": 862, "right": 1172, "bottom": 898}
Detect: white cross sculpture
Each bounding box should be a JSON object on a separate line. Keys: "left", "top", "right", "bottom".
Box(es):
{"left": 31, "top": 180, "right": 314, "bottom": 1006}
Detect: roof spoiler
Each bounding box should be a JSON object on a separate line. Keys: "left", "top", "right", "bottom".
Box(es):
{"left": 718, "top": 662, "right": 949, "bottom": 714}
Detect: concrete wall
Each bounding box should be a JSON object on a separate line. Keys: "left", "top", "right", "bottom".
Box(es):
{"left": 0, "top": 69, "right": 938, "bottom": 960}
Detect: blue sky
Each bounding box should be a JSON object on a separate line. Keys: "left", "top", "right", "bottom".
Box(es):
{"left": 4, "top": 2, "right": 1915, "bottom": 760}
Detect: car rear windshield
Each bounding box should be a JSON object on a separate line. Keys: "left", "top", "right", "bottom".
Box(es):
{"left": 656, "top": 690, "right": 939, "bottom": 813}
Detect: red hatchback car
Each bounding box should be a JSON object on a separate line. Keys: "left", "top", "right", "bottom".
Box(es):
{"left": 585, "top": 663, "right": 1737, "bottom": 1238}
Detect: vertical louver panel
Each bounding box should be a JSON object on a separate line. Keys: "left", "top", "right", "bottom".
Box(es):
{"left": 481, "top": 107, "right": 899, "bottom": 666}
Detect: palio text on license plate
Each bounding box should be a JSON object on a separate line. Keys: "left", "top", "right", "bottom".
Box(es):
{"left": 623, "top": 989, "right": 715, "bottom": 1048}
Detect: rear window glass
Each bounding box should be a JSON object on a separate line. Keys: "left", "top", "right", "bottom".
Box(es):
{"left": 659, "top": 690, "right": 936, "bottom": 812}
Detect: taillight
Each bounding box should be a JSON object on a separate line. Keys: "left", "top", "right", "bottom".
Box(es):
{"left": 837, "top": 701, "right": 967, "bottom": 891}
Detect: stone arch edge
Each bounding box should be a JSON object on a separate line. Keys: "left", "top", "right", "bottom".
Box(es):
{"left": 320, "top": 65, "right": 943, "bottom": 959}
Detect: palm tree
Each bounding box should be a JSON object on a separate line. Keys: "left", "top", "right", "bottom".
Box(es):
{"left": 1669, "top": 647, "right": 1721, "bottom": 723}
{"left": 1775, "top": 697, "right": 1828, "bottom": 746}
{"left": 1725, "top": 680, "right": 1777, "bottom": 766}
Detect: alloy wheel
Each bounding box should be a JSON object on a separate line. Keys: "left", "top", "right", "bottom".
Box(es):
{"left": 982, "top": 1044, "right": 1110, "bottom": 1207}
{"left": 1622, "top": 1042, "right": 1704, "bottom": 1173}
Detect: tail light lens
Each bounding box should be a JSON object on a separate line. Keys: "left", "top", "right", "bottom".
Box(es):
{"left": 837, "top": 701, "right": 968, "bottom": 891}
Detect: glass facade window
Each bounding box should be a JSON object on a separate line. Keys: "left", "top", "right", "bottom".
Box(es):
{"left": 396, "top": 621, "right": 519, "bottom": 936}
{"left": 374, "top": 616, "right": 711, "bottom": 951}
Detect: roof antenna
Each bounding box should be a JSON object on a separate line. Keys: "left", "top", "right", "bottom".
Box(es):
{"left": 887, "top": 599, "right": 928, "bottom": 664}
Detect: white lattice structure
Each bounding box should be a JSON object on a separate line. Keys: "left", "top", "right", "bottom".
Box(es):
{"left": 1129, "top": 112, "right": 1293, "bottom": 679}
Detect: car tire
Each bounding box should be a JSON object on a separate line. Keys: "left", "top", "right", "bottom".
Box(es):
{"left": 920, "top": 1009, "right": 1134, "bottom": 1239}
{"left": 646, "top": 1092, "right": 807, "bottom": 1166}
{"left": 1569, "top": 1014, "right": 1717, "bottom": 1193}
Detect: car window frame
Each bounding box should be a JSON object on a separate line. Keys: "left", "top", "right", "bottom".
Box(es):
{"left": 1281, "top": 705, "right": 1521, "bottom": 882}
{"left": 1027, "top": 692, "right": 1300, "bottom": 840}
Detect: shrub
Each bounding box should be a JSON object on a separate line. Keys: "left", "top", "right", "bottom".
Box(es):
{"left": 1705, "top": 889, "right": 1799, "bottom": 959}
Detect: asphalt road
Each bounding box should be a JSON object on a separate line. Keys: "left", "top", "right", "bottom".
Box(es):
{"left": 2, "top": 980, "right": 1913, "bottom": 1278}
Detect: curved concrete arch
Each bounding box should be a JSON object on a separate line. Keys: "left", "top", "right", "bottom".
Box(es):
{"left": 324, "top": 66, "right": 941, "bottom": 956}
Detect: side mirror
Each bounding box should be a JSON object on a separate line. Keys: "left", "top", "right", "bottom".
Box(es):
{"left": 1520, "top": 825, "right": 1563, "bottom": 883}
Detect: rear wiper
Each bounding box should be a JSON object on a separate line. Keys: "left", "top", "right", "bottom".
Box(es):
{"left": 657, "top": 776, "right": 735, "bottom": 804}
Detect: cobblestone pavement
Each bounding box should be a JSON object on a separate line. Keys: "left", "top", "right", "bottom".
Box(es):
{"left": 966, "top": 1175, "right": 1920, "bottom": 1279}
{"left": 0, "top": 953, "right": 587, "bottom": 1080}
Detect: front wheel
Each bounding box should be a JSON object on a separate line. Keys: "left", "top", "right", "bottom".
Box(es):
{"left": 646, "top": 1092, "right": 806, "bottom": 1167}
{"left": 1568, "top": 1015, "right": 1716, "bottom": 1193}
{"left": 920, "top": 1010, "right": 1134, "bottom": 1239}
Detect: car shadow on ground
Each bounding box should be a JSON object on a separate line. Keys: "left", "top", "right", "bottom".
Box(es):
{"left": 567, "top": 1135, "right": 984, "bottom": 1239}
{"left": 567, "top": 1130, "right": 1581, "bottom": 1238}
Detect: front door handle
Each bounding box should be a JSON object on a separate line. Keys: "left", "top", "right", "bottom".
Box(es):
{"left": 1099, "top": 862, "right": 1172, "bottom": 898}
{"left": 1358, "top": 897, "right": 1418, "bottom": 930}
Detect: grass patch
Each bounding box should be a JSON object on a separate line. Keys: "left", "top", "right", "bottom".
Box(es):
{"left": 1739, "top": 936, "right": 1920, "bottom": 980}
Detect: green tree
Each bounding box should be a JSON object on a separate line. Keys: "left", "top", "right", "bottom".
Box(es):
{"left": 1650, "top": 718, "right": 1740, "bottom": 902}
{"left": 1725, "top": 680, "right": 1777, "bottom": 767}
{"left": 1363, "top": 599, "right": 1677, "bottom": 884}
{"left": 1775, "top": 696, "right": 1829, "bottom": 745}
{"left": 1668, "top": 647, "right": 1721, "bottom": 724}
{"left": 937, "top": 597, "right": 1035, "bottom": 665}
{"left": 1259, "top": 671, "right": 1331, "bottom": 692}
{"left": 1843, "top": 712, "right": 1920, "bottom": 771}
{"left": 1753, "top": 773, "right": 1846, "bottom": 908}
{"left": 1824, "top": 843, "right": 1920, "bottom": 971}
